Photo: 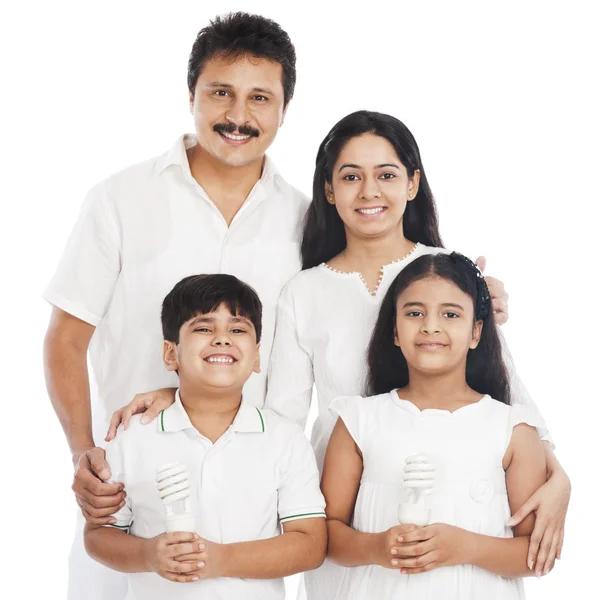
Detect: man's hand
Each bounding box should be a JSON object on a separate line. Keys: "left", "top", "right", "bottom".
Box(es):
{"left": 475, "top": 256, "right": 509, "bottom": 325}
{"left": 72, "top": 447, "right": 125, "bottom": 525}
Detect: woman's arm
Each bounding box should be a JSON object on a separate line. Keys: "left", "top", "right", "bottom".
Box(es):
{"left": 264, "top": 285, "right": 314, "bottom": 428}
{"left": 322, "top": 418, "right": 416, "bottom": 568}
{"left": 498, "top": 329, "right": 571, "bottom": 572}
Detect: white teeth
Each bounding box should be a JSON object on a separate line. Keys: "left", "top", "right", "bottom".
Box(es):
{"left": 357, "top": 207, "right": 385, "bottom": 215}
{"left": 206, "top": 356, "right": 234, "bottom": 363}
{"left": 221, "top": 132, "right": 251, "bottom": 141}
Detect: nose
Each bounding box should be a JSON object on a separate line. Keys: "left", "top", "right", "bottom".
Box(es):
{"left": 359, "top": 175, "right": 382, "bottom": 201}
{"left": 225, "top": 97, "right": 251, "bottom": 128}
{"left": 212, "top": 336, "right": 232, "bottom": 347}
{"left": 421, "top": 314, "right": 442, "bottom": 335}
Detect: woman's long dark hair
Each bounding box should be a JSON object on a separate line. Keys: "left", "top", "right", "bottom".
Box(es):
{"left": 301, "top": 110, "right": 444, "bottom": 270}
{"left": 366, "top": 253, "right": 511, "bottom": 404}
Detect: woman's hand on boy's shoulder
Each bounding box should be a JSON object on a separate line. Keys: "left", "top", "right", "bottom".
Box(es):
{"left": 105, "top": 387, "right": 178, "bottom": 442}
{"left": 389, "top": 523, "right": 472, "bottom": 574}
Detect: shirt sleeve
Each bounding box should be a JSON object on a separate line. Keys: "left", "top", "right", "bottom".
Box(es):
{"left": 276, "top": 424, "right": 326, "bottom": 524}
{"left": 265, "top": 281, "right": 314, "bottom": 429}
{"left": 43, "top": 181, "right": 121, "bottom": 326}
{"left": 498, "top": 327, "right": 554, "bottom": 447}
{"left": 102, "top": 433, "right": 133, "bottom": 533}
{"left": 328, "top": 395, "right": 365, "bottom": 452}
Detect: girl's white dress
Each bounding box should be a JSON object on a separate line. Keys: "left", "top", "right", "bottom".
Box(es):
{"left": 330, "top": 391, "right": 547, "bottom": 600}
{"left": 265, "top": 243, "right": 551, "bottom": 599}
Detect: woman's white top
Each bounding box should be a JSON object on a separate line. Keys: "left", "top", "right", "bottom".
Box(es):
{"left": 330, "top": 391, "right": 547, "bottom": 600}
{"left": 266, "top": 243, "right": 550, "bottom": 470}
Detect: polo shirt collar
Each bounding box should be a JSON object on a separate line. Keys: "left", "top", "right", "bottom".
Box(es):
{"left": 158, "top": 389, "right": 265, "bottom": 434}
{"left": 157, "top": 133, "right": 280, "bottom": 183}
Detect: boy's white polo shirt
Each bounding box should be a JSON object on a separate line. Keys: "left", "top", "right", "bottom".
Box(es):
{"left": 104, "top": 390, "right": 326, "bottom": 600}
{"left": 43, "top": 134, "right": 309, "bottom": 437}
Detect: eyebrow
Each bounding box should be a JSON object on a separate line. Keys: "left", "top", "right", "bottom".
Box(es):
{"left": 338, "top": 163, "right": 401, "bottom": 173}
{"left": 205, "top": 82, "right": 275, "bottom": 95}
{"left": 188, "top": 315, "right": 253, "bottom": 327}
{"left": 402, "top": 302, "right": 465, "bottom": 310}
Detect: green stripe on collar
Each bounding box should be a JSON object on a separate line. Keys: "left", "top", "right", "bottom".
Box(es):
{"left": 255, "top": 407, "right": 265, "bottom": 432}
{"left": 160, "top": 410, "right": 165, "bottom": 432}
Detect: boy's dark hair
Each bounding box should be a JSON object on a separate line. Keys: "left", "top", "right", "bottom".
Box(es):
{"left": 366, "top": 253, "right": 511, "bottom": 404}
{"left": 161, "top": 274, "right": 262, "bottom": 344}
{"left": 188, "top": 12, "right": 296, "bottom": 106}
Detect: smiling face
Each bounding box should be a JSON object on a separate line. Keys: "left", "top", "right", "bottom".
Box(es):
{"left": 189, "top": 53, "right": 287, "bottom": 169}
{"left": 163, "top": 303, "right": 260, "bottom": 392}
{"left": 394, "top": 275, "right": 482, "bottom": 376}
{"left": 326, "top": 133, "right": 420, "bottom": 241}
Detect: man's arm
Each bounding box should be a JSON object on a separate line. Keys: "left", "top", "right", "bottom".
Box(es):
{"left": 44, "top": 307, "right": 124, "bottom": 523}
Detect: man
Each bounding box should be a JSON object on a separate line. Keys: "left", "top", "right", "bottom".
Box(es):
{"left": 43, "top": 13, "right": 308, "bottom": 599}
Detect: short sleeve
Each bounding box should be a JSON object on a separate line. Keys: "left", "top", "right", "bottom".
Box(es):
{"left": 329, "top": 395, "right": 365, "bottom": 452}
{"left": 43, "top": 182, "right": 121, "bottom": 326}
{"left": 102, "top": 434, "right": 133, "bottom": 533}
{"left": 277, "top": 425, "right": 325, "bottom": 524}
{"left": 505, "top": 404, "right": 549, "bottom": 453}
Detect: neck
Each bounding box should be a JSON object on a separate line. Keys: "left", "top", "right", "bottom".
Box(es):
{"left": 187, "top": 144, "right": 265, "bottom": 223}
{"left": 401, "top": 364, "right": 477, "bottom": 409}
{"left": 340, "top": 222, "right": 415, "bottom": 269}
{"left": 178, "top": 381, "right": 243, "bottom": 441}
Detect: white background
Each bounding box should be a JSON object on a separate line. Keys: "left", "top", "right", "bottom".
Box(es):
{"left": 1, "top": 0, "right": 598, "bottom": 597}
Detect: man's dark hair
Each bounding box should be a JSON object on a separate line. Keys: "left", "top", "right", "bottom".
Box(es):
{"left": 187, "top": 12, "right": 296, "bottom": 106}
{"left": 161, "top": 274, "right": 263, "bottom": 344}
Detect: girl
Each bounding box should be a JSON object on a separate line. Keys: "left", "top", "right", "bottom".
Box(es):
{"left": 322, "top": 252, "right": 547, "bottom": 599}
{"left": 105, "top": 112, "right": 569, "bottom": 591}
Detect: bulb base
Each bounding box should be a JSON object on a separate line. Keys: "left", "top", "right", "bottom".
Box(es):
{"left": 398, "top": 504, "right": 430, "bottom": 527}
{"left": 165, "top": 512, "right": 197, "bottom": 533}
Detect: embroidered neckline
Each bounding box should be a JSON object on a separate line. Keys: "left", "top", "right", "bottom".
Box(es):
{"left": 323, "top": 243, "right": 422, "bottom": 296}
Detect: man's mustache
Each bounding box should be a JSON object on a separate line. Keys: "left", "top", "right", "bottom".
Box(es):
{"left": 213, "top": 122, "right": 260, "bottom": 138}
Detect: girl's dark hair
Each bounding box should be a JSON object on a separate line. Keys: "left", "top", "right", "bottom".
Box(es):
{"left": 188, "top": 12, "right": 296, "bottom": 106}
{"left": 301, "top": 111, "right": 444, "bottom": 269}
{"left": 366, "top": 253, "right": 511, "bottom": 404}
{"left": 162, "top": 274, "right": 262, "bottom": 344}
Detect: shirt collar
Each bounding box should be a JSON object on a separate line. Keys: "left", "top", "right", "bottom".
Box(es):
{"left": 158, "top": 389, "right": 265, "bottom": 434}
{"left": 157, "top": 133, "right": 280, "bottom": 184}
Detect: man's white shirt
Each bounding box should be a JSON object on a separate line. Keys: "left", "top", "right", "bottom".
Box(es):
{"left": 104, "top": 391, "right": 325, "bottom": 600}
{"left": 44, "top": 134, "right": 309, "bottom": 436}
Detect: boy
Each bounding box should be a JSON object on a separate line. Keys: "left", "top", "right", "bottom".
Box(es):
{"left": 84, "top": 274, "right": 326, "bottom": 599}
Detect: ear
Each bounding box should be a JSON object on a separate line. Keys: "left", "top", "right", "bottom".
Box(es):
{"left": 393, "top": 325, "right": 401, "bottom": 348}
{"left": 407, "top": 169, "right": 421, "bottom": 201}
{"left": 163, "top": 340, "right": 180, "bottom": 371}
{"left": 253, "top": 343, "right": 261, "bottom": 374}
{"left": 470, "top": 320, "right": 483, "bottom": 349}
{"left": 189, "top": 91, "right": 195, "bottom": 114}
{"left": 325, "top": 182, "right": 335, "bottom": 205}
{"left": 280, "top": 102, "right": 289, "bottom": 127}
